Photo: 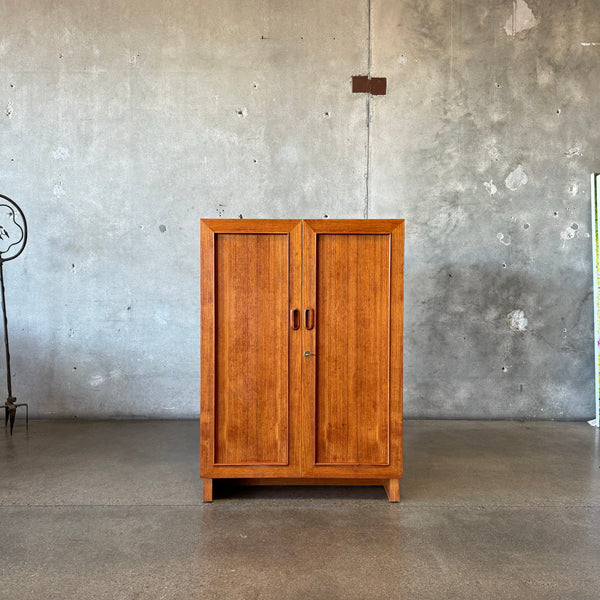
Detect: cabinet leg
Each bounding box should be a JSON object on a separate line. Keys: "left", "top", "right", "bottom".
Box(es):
{"left": 203, "top": 478, "right": 213, "bottom": 502}
{"left": 384, "top": 479, "right": 400, "bottom": 502}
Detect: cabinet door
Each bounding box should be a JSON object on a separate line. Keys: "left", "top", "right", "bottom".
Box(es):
{"left": 301, "top": 220, "right": 404, "bottom": 478}
{"left": 201, "top": 220, "right": 302, "bottom": 477}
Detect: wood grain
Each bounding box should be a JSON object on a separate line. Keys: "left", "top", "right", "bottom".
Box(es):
{"left": 214, "top": 233, "right": 288, "bottom": 464}
{"left": 384, "top": 478, "right": 400, "bottom": 502}
{"left": 200, "top": 220, "right": 216, "bottom": 477}
{"left": 302, "top": 220, "right": 404, "bottom": 478}
{"left": 238, "top": 478, "right": 391, "bottom": 486}
{"left": 315, "top": 233, "right": 390, "bottom": 465}
{"left": 200, "top": 219, "right": 302, "bottom": 478}
{"left": 203, "top": 478, "right": 213, "bottom": 502}
{"left": 201, "top": 219, "right": 403, "bottom": 492}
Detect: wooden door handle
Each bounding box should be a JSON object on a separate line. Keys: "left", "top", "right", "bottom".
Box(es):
{"left": 290, "top": 309, "right": 300, "bottom": 330}
{"left": 304, "top": 308, "right": 314, "bottom": 330}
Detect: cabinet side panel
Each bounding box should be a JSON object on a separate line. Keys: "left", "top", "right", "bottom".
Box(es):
{"left": 215, "top": 233, "right": 289, "bottom": 465}
{"left": 315, "top": 234, "right": 390, "bottom": 465}
{"left": 200, "top": 221, "right": 216, "bottom": 476}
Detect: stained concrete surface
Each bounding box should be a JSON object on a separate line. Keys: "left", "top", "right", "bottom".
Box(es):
{"left": 1, "top": 420, "right": 599, "bottom": 599}
{"left": 1, "top": 1, "right": 599, "bottom": 421}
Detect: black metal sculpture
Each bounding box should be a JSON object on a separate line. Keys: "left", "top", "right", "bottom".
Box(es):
{"left": 0, "top": 194, "right": 28, "bottom": 434}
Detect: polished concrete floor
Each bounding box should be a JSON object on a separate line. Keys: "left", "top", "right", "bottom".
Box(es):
{"left": 1, "top": 420, "right": 599, "bottom": 599}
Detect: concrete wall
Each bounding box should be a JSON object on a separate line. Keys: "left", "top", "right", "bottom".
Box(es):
{"left": 1, "top": 0, "right": 598, "bottom": 419}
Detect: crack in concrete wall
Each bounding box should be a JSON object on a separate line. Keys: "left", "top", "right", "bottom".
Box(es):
{"left": 364, "top": 0, "right": 372, "bottom": 219}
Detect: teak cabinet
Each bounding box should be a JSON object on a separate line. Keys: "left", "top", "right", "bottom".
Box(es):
{"left": 200, "top": 219, "right": 404, "bottom": 502}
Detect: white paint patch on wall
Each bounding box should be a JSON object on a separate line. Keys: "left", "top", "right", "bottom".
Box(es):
{"left": 53, "top": 182, "right": 66, "bottom": 197}
{"left": 89, "top": 369, "right": 124, "bottom": 388}
{"left": 154, "top": 306, "right": 171, "bottom": 326}
{"left": 504, "top": 0, "right": 537, "bottom": 37}
{"left": 560, "top": 223, "right": 580, "bottom": 245}
{"left": 52, "top": 146, "right": 70, "bottom": 160}
{"left": 89, "top": 375, "right": 105, "bottom": 387}
{"left": 484, "top": 180, "right": 498, "bottom": 195}
{"left": 497, "top": 232, "right": 511, "bottom": 246}
{"left": 565, "top": 146, "right": 582, "bottom": 157}
{"left": 507, "top": 309, "right": 528, "bottom": 332}
{"left": 505, "top": 164, "right": 528, "bottom": 191}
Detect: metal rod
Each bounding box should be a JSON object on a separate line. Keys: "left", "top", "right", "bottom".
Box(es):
{"left": 0, "top": 258, "right": 12, "bottom": 400}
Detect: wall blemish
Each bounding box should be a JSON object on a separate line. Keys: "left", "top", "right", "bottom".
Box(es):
{"left": 507, "top": 309, "right": 528, "bottom": 332}
{"left": 560, "top": 223, "right": 580, "bottom": 246}
{"left": 53, "top": 182, "right": 66, "bottom": 197}
{"left": 484, "top": 180, "right": 498, "bottom": 195}
{"left": 561, "top": 223, "right": 577, "bottom": 237}
{"left": 52, "top": 146, "right": 70, "bottom": 160}
{"left": 504, "top": 0, "right": 537, "bottom": 37}
{"left": 505, "top": 164, "right": 528, "bottom": 191}
{"left": 565, "top": 146, "right": 582, "bottom": 157}
{"left": 497, "top": 232, "right": 511, "bottom": 246}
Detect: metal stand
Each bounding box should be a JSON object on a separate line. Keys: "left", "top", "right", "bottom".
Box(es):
{"left": 0, "top": 194, "right": 28, "bottom": 434}
{"left": 1, "top": 259, "right": 27, "bottom": 433}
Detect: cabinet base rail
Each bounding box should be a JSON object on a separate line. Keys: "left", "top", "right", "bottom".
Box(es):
{"left": 202, "top": 477, "right": 400, "bottom": 503}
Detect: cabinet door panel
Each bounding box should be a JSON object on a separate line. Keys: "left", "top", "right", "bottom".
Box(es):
{"left": 215, "top": 233, "right": 288, "bottom": 464}
{"left": 201, "top": 220, "right": 302, "bottom": 477}
{"left": 315, "top": 233, "right": 390, "bottom": 465}
{"left": 302, "top": 220, "right": 404, "bottom": 477}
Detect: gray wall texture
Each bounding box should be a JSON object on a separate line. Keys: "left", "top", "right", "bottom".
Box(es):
{"left": 1, "top": 0, "right": 599, "bottom": 419}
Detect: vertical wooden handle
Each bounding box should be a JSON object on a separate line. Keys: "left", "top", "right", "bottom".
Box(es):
{"left": 304, "top": 308, "right": 314, "bottom": 330}
{"left": 290, "top": 309, "right": 300, "bottom": 330}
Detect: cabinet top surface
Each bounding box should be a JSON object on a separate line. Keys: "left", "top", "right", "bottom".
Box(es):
{"left": 201, "top": 219, "right": 405, "bottom": 234}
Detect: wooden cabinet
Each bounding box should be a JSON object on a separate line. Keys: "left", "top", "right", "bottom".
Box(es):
{"left": 201, "top": 219, "right": 404, "bottom": 501}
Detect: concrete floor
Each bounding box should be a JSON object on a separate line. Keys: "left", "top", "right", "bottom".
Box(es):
{"left": 1, "top": 420, "right": 599, "bottom": 599}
